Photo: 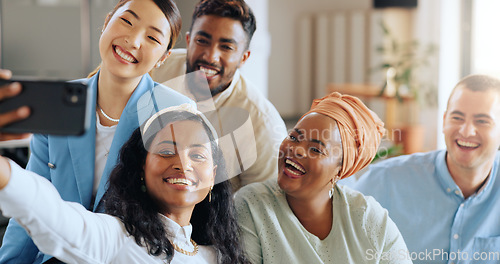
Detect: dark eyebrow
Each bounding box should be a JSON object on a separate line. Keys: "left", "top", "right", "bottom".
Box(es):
{"left": 311, "top": 139, "right": 326, "bottom": 147}
{"left": 294, "top": 128, "right": 325, "bottom": 147}
{"left": 191, "top": 144, "right": 209, "bottom": 150}
{"left": 196, "top": 31, "right": 236, "bottom": 45}
{"left": 219, "top": 37, "right": 237, "bottom": 45}
{"left": 125, "top": 10, "right": 139, "bottom": 19}
{"left": 450, "top": 111, "right": 493, "bottom": 120}
{"left": 125, "top": 10, "right": 164, "bottom": 37}
{"left": 450, "top": 111, "right": 465, "bottom": 116}
{"left": 474, "top": 114, "right": 493, "bottom": 120}
{"left": 158, "top": 140, "right": 176, "bottom": 146}
{"left": 196, "top": 31, "right": 212, "bottom": 40}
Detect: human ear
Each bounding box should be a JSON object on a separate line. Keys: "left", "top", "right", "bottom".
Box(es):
{"left": 212, "top": 165, "right": 217, "bottom": 183}
{"left": 185, "top": 32, "right": 191, "bottom": 45}
{"left": 102, "top": 12, "right": 113, "bottom": 33}
{"left": 442, "top": 111, "right": 447, "bottom": 131}
{"left": 239, "top": 50, "right": 251, "bottom": 66}
{"left": 155, "top": 50, "right": 171, "bottom": 68}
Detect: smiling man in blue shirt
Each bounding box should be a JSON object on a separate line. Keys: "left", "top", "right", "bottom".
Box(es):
{"left": 349, "top": 74, "right": 500, "bottom": 264}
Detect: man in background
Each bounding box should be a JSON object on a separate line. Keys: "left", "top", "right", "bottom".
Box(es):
{"left": 348, "top": 74, "right": 500, "bottom": 264}
{"left": 152, "top": 0, "right": 287, "bottom": 190}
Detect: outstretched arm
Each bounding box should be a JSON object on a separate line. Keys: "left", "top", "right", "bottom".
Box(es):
{"left": 0, "top": 157, "right": 124, "bottom": 263}
{"left": 0, "top": 157, "right": 10, "bottom": 188}
{"left": 0, "top": 135, "right": 49, "bottom": 263}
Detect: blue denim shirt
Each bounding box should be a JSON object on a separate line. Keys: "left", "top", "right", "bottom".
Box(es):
{"left": 347, "top": 150, "right": 500, "bottom": 264}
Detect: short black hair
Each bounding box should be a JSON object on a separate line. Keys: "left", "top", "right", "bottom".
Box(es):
{"left": 190, "top": 0, "right": 256, "bottom": 49}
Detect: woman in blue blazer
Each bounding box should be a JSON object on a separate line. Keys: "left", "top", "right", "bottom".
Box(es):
{"left": 0, "top": 0, "right": 192, "bottom": 263}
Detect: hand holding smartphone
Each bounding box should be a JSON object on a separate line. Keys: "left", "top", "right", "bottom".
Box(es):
{"left": 0, "top": 79, "right": 90, "bottom": 136}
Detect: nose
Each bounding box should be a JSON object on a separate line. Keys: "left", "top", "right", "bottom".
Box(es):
{"left": 202, "top": 45, "right": 220, "bottom": 64}
{"left": 290, "top": 144, "right": 307, "bottom": 158}
{"left": 459, "top": 121, "right": 476, "bottom": 138}
{"left": 125, "top": 30, "right": 141, "bottom": 49}
{"left": 171, "top": 150, "right": 193, "bottom": 173}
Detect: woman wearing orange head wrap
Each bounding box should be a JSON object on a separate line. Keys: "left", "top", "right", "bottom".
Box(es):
{"left": 235, "top": 92, "right": 411, "bottom": 264}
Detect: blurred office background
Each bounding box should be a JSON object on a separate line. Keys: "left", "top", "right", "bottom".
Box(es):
{"left": 1, "top": 0, "right": 500, "bottom": 245}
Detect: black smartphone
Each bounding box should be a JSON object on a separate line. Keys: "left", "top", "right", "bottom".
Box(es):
{"left": 0, "top": 79, "right": 91, "bottom": 136}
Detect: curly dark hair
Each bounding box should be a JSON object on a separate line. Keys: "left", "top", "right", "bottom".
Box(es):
{"left": 190, "top": 0, "right": 256, "bottom": 49}
{"left": 102, "top": 110, "right": 249, "bottom": 263}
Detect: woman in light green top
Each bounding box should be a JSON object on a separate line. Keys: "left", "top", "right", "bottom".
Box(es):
{"left": 235, "top": 92, "right": 412, "bottom": 264}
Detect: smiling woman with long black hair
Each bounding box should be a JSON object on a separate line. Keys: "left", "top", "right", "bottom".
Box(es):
{"left": 0, "top": 104, "right": 249, "bottom": 264}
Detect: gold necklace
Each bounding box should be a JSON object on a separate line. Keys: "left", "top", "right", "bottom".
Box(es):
{"left": 171, "top": 238, "right": 199, "bottom": 256}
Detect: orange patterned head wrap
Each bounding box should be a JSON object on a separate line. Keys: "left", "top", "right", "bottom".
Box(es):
{"left": 301, "top": 92, "right": 385, "bottom": 179}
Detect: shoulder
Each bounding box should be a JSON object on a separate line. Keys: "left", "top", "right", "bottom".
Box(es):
{"left": 370, "top": 150, "right": 440, "bottom": 171}
{"left": 235, "top": 179, "right": 282, "bottom": 208}
{"left": 336, "top": 185, "right": 394, "bottom": 241}
{"left": 337, "top": 184, "right": 393, "bottom": 230}
{"left": 358, "top": 150, "right": 442, "bottom": 182}
{"left": 234, "top": 76, "right": 282, "bottom": 118}
{"left": 231, "top": 75, "right": 286, "bottom": 132}
{"left": 69, "top": 78, "right": 89, "bottom": 84}
{"left": 152, "top": 82, "right": 193, "bottom": 104}
{"left": 336, "top": 185, "right": 384, "bottom": 215}
{"left": 352, "top": 150, "right": 443, "bottom": 201}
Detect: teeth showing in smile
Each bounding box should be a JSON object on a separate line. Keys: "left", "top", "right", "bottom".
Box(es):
{"left": 457, "top": 140, "right": 479, "bottom": 148}
{"left": 199, "top": 66, "right": 218, "bottom": 77}
{"left": 285, "top": 159, "right": 305, "bottom": 174}
{"left": 115, "top": 47, "right": 137, "bottom": 63}
{"left": 166, "top": 178, "right": 193, "bottom": 186}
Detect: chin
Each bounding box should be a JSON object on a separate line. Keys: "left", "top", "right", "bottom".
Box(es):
{"left": 277, "top": 176, "right": 292, "bottom": 192}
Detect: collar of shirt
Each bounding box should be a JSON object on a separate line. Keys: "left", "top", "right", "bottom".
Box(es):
{"left": 158, "top": 213, "right": 195, "bottom": 251}
{"left": 436, "top": 150, "right": 499, "bottom": 201}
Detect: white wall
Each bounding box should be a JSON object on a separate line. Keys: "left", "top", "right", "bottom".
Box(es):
{"left": 437, "top": 0, "right": 462, "bottom": 149}
{"left": 267, "top": 0, "right": 371, "bottom": 117}
{"left": 412, "top": 0, "right": 442, "bottom": 151}
{"left": 268, "top": 0, "right": 444, "bottom": 151}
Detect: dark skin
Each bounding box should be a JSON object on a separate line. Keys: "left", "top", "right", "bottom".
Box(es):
{"left": 278, "top": 113, "right": 342, "bottom": 240}
{"left": 287, "top": 190, "right": 333, "bottom": 240}
{"left": 0, "top": 69, "right": 31, "bottom": 141}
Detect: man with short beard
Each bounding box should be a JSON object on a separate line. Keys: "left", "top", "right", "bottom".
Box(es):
{"left": 346, "top": 74, "right": 500, "bottom": 264}
{"left": 152, "top": 0, "right": 287, "bottom": 190}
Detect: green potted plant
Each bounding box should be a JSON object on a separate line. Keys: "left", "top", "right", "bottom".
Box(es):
{"left": 372, "top": 21, "right": 438, "bottom": 154}
{"left": 375, "top": 21, "right": 437, "bottom": 106}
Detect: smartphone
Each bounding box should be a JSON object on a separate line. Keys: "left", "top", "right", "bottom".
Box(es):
{"left": 0, "top": 79, "right": 91, "bottom": 136}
